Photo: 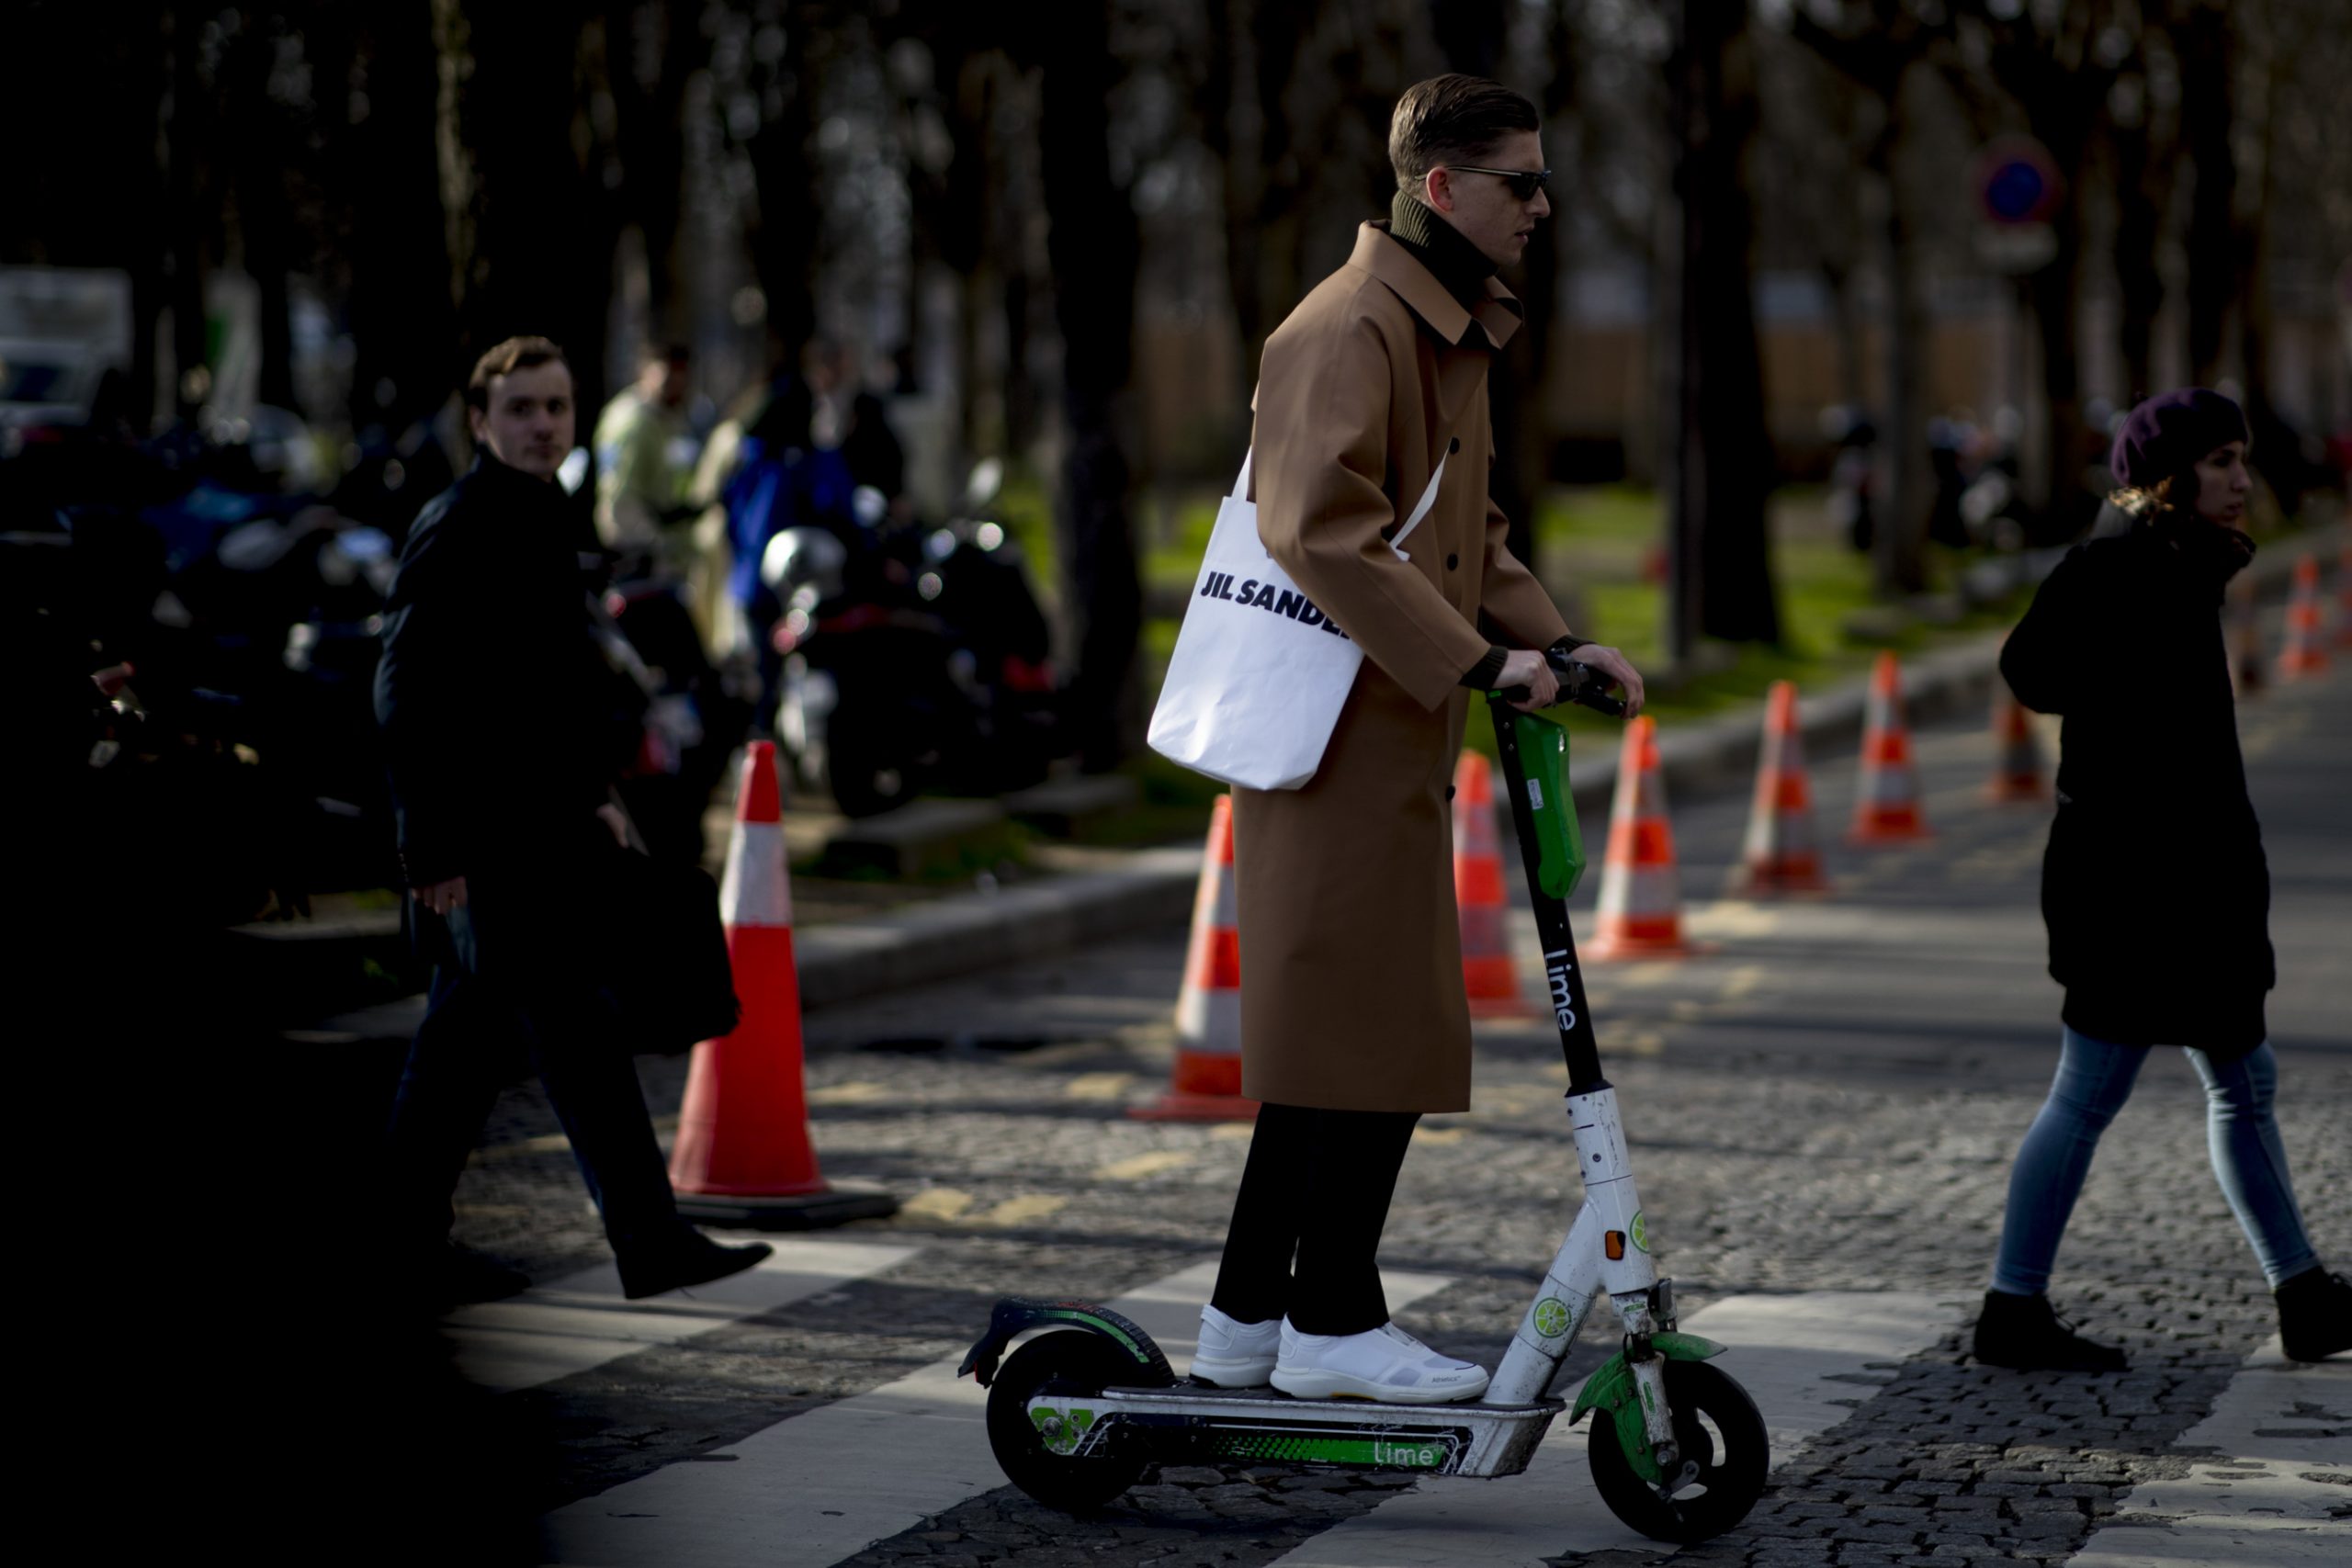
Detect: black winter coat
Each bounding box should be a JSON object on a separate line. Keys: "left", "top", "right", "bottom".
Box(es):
{"left": 374, "top": 454, "right": 640, "bottom": 888}
{"left": 2000, "top": 525, "right": 2271, "bottom": 1057}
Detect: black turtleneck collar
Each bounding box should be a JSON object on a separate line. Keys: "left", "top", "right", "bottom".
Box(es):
{"left": 1389, "top": 191, "right": 1498, "bottom": 311}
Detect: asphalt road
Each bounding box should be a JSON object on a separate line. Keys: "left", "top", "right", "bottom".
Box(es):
{"left": 401, "top": 625, "right": 2352, "bottom": 1568}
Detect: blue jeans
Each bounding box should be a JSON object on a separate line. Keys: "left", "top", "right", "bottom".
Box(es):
{"left": 1993, "top": 1028, "right": 2318, "bottom": 1293}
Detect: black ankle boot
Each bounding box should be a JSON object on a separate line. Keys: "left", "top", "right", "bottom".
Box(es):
{"left": 2276, "top": 1269, "right": 2350, "bottom": 1362}
{"left": 1973, "top": 1289, "right": 2128, "bottom": 1372}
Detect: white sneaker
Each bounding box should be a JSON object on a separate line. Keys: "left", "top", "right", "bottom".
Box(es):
{"left": 1191, "top": 1304, "right": 1280, "bottom": 1387}
{"left": 1271, "top": 1319, "right": 1490, "bottom": 1404}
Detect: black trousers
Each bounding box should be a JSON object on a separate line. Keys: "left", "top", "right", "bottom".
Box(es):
{"left": 383, "top": 964, "right": 682, "bottom": 1254}
{"left": 1210, "top": 1101, "right": 1420, "bottom": 1337}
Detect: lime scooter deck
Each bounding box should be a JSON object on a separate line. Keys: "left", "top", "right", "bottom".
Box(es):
{"left": 961, "top": 657, "right": 1769, "bottom": 1543}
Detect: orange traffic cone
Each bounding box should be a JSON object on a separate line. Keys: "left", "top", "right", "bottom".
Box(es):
{"left": 1131, "top": 795, "right": 1256, "bottom": 1121}
{"left": 1984, "top": 683, "right": 2049, "bottom": 803}
{"left": 670, "top": 743, "right": 899, "bottom": 1227}
{"left": 1738, "top": 681, "right": 1826, "bottom": 893}
{"left": 1849, "top": 651, "right": 1930, "bottom": 844}
{"left": 2228, "top": 572, "right": 2266, "bottom": 699}
{"left": 2276, "top": 554, "right": 2330, "bottom": 679}
{"left": 1453, "top": 752, "right": 1533, "bottom": 1016}
{"left": 1590, "top": 716, "right": 1698, "bottom": 959}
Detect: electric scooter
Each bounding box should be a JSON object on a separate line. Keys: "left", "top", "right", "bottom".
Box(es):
{"left": 958, "top": 656, "right": 1770, "bottom": 1544}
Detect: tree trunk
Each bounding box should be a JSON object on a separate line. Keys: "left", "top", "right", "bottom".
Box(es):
{"left": 345, "top": 0, "right": 455, "bottom": 435}
{"left": 1209, "top": 0, "right": 1306, "bottom": 409}
{"left": 1665, "top": 0, "right": 1781, "bottom": 652}
{"left": 1037, "top": 2, "right": 1142, "bottom": 771}
{"left": 2110, "top": 107, "right": 2164, "bottom": 403}
{"left": 605, "top": 0, "right": 701, "bottom": 351}
{"left": 1876, "top": 130, "right": 1929, "bottom": 598}
{"left": 2024, "top": 130, "right": 2092, "bottom": 540}
{"left": 165, "top": 1, "right": 209, "bottom": 423}
{"left": 2233, "top": 20, "right": 2303, "bottom": 511}
{"left": 742, "top": 12, "right": 819, "bottom": 382}
{"left": 2177, "top": 2, "right": 2235, "bottom": 388}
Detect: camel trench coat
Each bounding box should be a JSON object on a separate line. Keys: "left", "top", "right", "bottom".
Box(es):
{"left": 1232, "top": 221, "right": 1571, "bottom": 1114}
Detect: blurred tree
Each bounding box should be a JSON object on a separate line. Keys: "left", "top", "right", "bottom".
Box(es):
{"left": 1663, "top": 0, "right": 1780, "bottom": 653}
{"left": 605, "top": 0, "right": 707, "bottom": 351}
{"left": 1202, "top": 0, "right": 1309, "bottom": 413}
{"left": 1785, "top": 0, "right": 1942, "bottom": 598}
{"left": 432, "top": 0, "right": 614, "bottom": 419}
{"left": 1945, "top": 0, "right": 2132, "bottom": 540}
{"left": 1037, "top": 0, "right": 1144, "bottom": 769}
{"left": 334, "top": 0, "right": 458, "bottom": 436}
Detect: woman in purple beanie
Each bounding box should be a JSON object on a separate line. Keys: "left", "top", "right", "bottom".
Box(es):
{"left": 1976, "top": 388, "right": 2347, "bottom": 1371}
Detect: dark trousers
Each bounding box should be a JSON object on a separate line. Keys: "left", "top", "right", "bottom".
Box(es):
{"left": 384, "top": 964, "right": 681, "bottom": 1254}
{"left": 1210, "top": 1101, "right": 1420, "bottom": 1337}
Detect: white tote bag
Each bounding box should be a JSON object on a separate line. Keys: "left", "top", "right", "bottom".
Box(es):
{"left": 1148, "top": 446, "right": 1447, "bottom": 791}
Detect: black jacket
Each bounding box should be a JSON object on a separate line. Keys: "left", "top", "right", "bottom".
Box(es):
{"left": 2000, "top": 524, "right": 2271, "bottom": 1056}
{"left": 374, "top": 455, "right": 639, "bottom": 888}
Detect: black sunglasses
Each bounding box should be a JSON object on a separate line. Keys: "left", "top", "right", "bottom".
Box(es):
{"left": 1450, "top": 165, "right": 1551, "bottom": 201}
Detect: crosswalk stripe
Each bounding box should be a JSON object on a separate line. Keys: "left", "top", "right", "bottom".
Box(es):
{"left": 2064, "top": 1337, "right": 2348, "bottom": 1567}
{"left": 537, "top": 1258, "right": 1455, "bottom": 1568}
{"left": 1269, "top": 1289, "right": 1963, "bottom": 1567}
{"left": 443, "top": 1237, "right": 918, "bottom": 1396}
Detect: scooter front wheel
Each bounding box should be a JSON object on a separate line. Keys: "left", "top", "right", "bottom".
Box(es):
{"left": 985, "top": 1332, "right": 1148, "bottom": 1514}
{"left": 1587, "top": 1359, "right": 1768, "bottom": 1543}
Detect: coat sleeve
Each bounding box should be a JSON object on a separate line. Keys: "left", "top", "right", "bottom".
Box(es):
{"left": 1999, "top": 547, "right": 2089, "bottom": 715}
{"left": 373, "top": 509, "right": 493, "bottom": 885}
{"left": 1251, "top": 309, "right": 1493, "bottom": 711}
{"left": 1476, "top": 486, "right": 1572, "bottom": 650}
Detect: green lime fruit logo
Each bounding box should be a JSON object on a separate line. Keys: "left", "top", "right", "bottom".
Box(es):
{"left": 1532, "top": 1297, "right": 1571, "bottom": 1338}
{"left": 1630, "top": 1211, "right": 1650, "bottom": 1253}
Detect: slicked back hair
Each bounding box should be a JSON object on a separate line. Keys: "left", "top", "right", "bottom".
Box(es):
{"left": 1388, "top": 73, "right": 1540, "bottom": 196}
{"left": 467, "top": 335, "right": 570, "bottom": 411}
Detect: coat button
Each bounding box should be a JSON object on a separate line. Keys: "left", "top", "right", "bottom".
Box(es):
{"left": 1449, "top": 437, "right": 1461, "bottom": 454}
{"left": 1446, "top": 784, "right": 1456, "bottom": 801}
{"left": 1446, "top": 552, "right": 1460, "bottom": 570}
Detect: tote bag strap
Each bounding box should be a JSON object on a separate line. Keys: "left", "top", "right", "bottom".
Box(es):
{"left": 1386, "top": 450, "right": 1448, "bottom": 561}
{"left": 1230, "top": 409, "right": 1447, "bottom": 560}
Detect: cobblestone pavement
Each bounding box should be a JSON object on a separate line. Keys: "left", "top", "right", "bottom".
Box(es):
{"left": 442, "top": 657, "right": 2350, "bottom": 1567}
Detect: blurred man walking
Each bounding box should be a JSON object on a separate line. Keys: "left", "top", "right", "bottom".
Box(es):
{"left": 374, "top": 335, "right": 767, "bottom": 1308}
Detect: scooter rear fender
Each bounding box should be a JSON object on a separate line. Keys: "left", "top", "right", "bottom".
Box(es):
{"left": 957, "top": 1296, "right": 1176, "bottom": 1389}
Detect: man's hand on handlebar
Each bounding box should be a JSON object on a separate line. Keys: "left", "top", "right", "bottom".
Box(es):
{"left": 1564, "top": 644, "right": 1645, "bottom": 717}
{"left": 1497, "top": 649, "right": 1560, "bottom": 711}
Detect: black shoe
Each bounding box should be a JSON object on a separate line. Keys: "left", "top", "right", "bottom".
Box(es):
{"left": 2277, "top": 1268, "right": 2351, "bottom": 1362}
{"left": 616, "top": 1228, "right": 773, "bottom": 1300}
{"left": 1973, "top": 1289, "right": 2128, "bottom": 1372}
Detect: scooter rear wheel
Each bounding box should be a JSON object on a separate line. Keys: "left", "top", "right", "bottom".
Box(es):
{"left": 985, "top": 1332, "right": 1149, "bottom": 1514}
{"left": 1587, "top": 1359, "right": 1768, "bottom": 1543}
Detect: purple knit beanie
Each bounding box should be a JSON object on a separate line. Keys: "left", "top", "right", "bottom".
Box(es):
{"left": 2109, "top": 388, "right": 2247, "bottom": 490}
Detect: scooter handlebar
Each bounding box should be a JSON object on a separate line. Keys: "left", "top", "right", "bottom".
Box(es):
{"left": 1497, "top": 652, "right": 1628, "bottom": 717}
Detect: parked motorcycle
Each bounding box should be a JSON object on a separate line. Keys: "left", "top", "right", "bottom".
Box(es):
{"left": 764, "top": 462, "right": 1064, "bottom": 818}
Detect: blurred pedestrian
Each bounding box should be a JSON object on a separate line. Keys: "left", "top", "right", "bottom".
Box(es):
{"left": 374, "top": 334, "right": 768, "bottom": 1308}
{"left": 593, "top": 343, "right": 697, "bottom": 564}
{"left": 1979, "top": 387, "right": 2347, "bottom": 1370}
{"left": 1192, "top": 74, "right": 1646, "bottom": 1405}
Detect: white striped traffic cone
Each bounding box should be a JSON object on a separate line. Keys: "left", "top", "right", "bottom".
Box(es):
{"left": 670, "top": 742, "right": 898, "bottom": 1226}
{"left": 1738, "top": 680, "right": 1826, "bottom": 893}
{"left": 1454, "top": 751, "right": 1533, "bottom": 1016}
{"left": 1849, "top": 651, "right": 1929, "bottom": 844}
{"left": 1590, "top": 716, "right": 1697, "bottom": 959}
{"left": 1131, "top": 795, "right": 1255, "bottom": 1121}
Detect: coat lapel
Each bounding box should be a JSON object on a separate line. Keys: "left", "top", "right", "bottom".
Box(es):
{"left": 1350, "top": 222, "right": 1521, "bottom": 428}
